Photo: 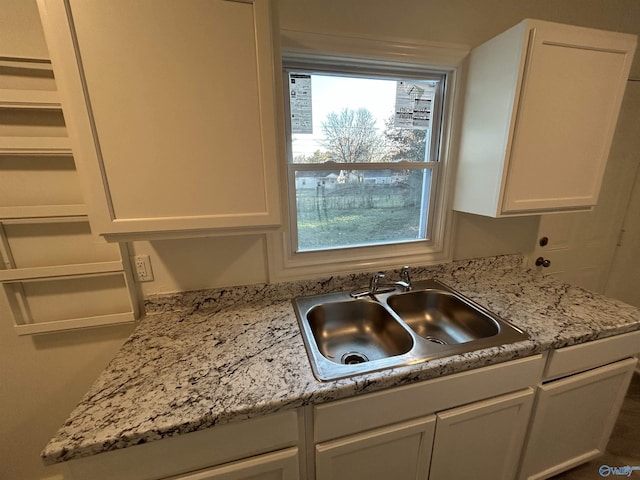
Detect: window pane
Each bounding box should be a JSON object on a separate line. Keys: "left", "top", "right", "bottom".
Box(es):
{"left": 288, "top": 73, "right": 439, "bottom": 164}
{"left": 295, "top": 168, "right": 432, "bottom": 251}
{"left": 286, "top": 68, "right": 444, "bottom": 253}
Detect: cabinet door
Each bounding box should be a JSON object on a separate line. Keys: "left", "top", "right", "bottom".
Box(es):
{"left": 168, "top": 448, "right": 299, "bottom": 480}
{"left": 519, "top": 357, "right": 637, "bottom": 480}
{"left": 429, "top": 388, "right": 534, "bottom": 480}
{"left": 37, "top": 0, "right": 280, "bottom": 239}
{"left": 315, "top": 415, "right": 435, "bottom": 480}
{"left": 454, "top": 20, "right": 636, "bottom": 218}
{"left": 502, "top": 22, "right": 635, "bottom": 214}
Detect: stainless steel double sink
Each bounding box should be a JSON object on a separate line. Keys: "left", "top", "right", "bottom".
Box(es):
{"left": 292, "top": 279, "right": 528, "bottom": 381}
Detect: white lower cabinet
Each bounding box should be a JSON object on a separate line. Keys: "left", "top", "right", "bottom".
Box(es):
{"left": 429, "top": 388, "right": 534, "bottom": 480}
{"left": 312, "top": 340, "right": 639, "bottom": 480}
{"left": 314, "top": 389, "right": 535, "bottom": 480}
{"left": 167, "top": 448, "right": 299, "bottom": 480}
{"left": 519, "top": 357, "right": 637, "bottom": 480}
{"left": 312, "top": 356, "right": 544, "bottom": 480}
{"left": 315, "top": 416, "right": 436, "bottom": 480}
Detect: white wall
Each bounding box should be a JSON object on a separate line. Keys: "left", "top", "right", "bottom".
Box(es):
{"left": 276, "top": 0, "right": 640, "bottom": 77}
{"left": 130, "top": 235, "right": 269, "bottom": 294}
{"left": 601, "top": 82, "right": 640, "bottom": 306}
{"left": 606, "top": 99, "right": 640, "bottom": 307}
{"left": 1, "top": 1, "right": 639, "bottom": 479}
{"left": 0, "top": 294, "right": 135, "bottom": 480}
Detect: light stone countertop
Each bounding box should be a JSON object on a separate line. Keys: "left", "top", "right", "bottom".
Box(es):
{"left": 41, "top": 255, "right": 640, "bottom": 465}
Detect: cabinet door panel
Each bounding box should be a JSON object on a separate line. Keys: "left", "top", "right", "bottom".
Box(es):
{"left": 503, "top": 26, "right": 633, "bottom": 213}
{"left": 38, "top": 0, "right": 280, "bottom": 237}
{"left": 315, "top": 416, "right": 435, "bottom": 480}
{"left": 168, "top": 448, "right": 299, "bottom": 480}
{"left": 519, "top": 357, "right": 637, "bottom": 480}
{"left": 453, "top": 19, "right": 635, "bottom": 218}
{"left": 429, "top": 388, "right": 534, "bottom": 480}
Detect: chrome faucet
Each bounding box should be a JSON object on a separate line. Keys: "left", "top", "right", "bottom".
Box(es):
{"left": 399, "top": 265, "right": 411, "bottom": 290}
{"left": 369, "top": 272, "right": 388, "bottom": 294}
{"left": 350, "top": 266, "right": 412, "bottom": 298}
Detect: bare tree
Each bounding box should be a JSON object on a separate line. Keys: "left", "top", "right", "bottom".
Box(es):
{"left": 320, "top": 108, "right": 384, "bottom": 163}
{"left": 383, "top": 115, "right": 427, "bottom": 162}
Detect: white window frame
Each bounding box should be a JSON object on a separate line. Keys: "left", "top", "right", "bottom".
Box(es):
{"left": 285, "top": 67, "right": 445, "bottom": 253}
{"left": 267, "top": 30, "right": 469, "bottom": 281}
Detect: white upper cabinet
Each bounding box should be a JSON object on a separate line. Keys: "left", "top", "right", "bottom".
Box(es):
{"left": 37, "top": 0, "right": 281, "bottom": 240}
{"left": 454, "top": 19, "right": 637, "bottom": 217}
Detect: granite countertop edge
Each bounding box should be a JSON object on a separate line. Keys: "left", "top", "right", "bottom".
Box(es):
{"left": 41, "top": 254, "right": 640, "bottom": 465}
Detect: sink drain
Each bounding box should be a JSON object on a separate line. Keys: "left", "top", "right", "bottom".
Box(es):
{"left": 424, "top": 336, "right": 447, "bottom": 345}
{"left": 341, "top": 352, "right": 370, "bottom": 365}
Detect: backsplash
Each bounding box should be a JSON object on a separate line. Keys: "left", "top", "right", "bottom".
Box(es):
{"left": 144, "top": 254, "right": 530, "bottom": 316}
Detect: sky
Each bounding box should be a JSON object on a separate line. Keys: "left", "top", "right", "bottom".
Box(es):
{"left": 289, "top": 72, "right": 438, "bottom": 159}
{"left": 289, "top": 73, "right": 398, "bottom": 158}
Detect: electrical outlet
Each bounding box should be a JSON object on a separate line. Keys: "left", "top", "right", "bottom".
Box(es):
{"left": 133, "top": 254, "right": 154, "bottom": 282}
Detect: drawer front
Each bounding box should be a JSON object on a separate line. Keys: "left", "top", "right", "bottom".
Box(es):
{"left": 68, "top": 410, "right": 300, "bottom": 480}
{"left": 314, "top": 355, "right": 544, "bottom": 443}
{"left": 545, "top": 330, "right": 640, "bottom": 380}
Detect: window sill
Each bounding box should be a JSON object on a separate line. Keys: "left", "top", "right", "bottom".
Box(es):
{"left": 266, "top": 222, "right": 454, "bottom": 282}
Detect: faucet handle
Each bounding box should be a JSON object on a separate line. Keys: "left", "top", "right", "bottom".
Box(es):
{"left": 370, "top": 271, "right": 385, "bottom": 291}
{"left": 399, "top": 266, "right": 412, "bottom": 291}
{"left": 400, "top": 265, "right": 411, "bottom": 282}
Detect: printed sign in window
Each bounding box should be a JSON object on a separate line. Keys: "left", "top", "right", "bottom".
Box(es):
{"left": 394, "top": 81, "right": 436, "bottom": 130}
{"left": 289, "top": 73, "right": 313, "bottom": 134}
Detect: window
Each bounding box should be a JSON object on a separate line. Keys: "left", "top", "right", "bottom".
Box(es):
{"left": 267, "top": 31, "right": 466, "bottom": 280}
{"left": 285, "top": 69, "right": 445, "bottom": 252}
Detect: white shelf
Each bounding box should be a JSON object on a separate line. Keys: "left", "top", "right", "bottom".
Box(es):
{"left": 0, "top": 59, "right": 141, "bottom": 335}
{"left": 0, "top": 136, "right": 72, "bottom": 155}
{"left": 0, "top": 56, "right": 52, "bottom": 70}
{"left": 13, "top": 311, "right": 136, "bottom": 336}
{"left": 0, "top": 215, "right": 86, "bottom": 225}
{"left": 0, "top": 260, "right": 123, "bottom": 282}
{"left": 0, "top": 205, "right": 87, "bottom": 219}
{"left": 0, "top": 89, "right": 61, "bottom": 109}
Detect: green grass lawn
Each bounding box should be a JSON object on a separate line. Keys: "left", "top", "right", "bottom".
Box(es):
{"left": 296, "top": 185, "right": 423, "bottom": 250}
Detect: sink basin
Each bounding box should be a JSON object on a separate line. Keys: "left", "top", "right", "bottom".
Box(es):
{"left": 292, "top": 279, "right": 528, "bottom": 381}
{"left": 386, "top": 290, "right": 499, "bottom": 344}
{"left": 306, "top": 300, "right": 413, "bottom": 364}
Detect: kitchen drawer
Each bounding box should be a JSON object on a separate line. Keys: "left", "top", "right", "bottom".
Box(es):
{"left": 67, "top": 410, "right": 300, "bottom": 480}
{"left": 314, "top": 355, "right": 544, "bottom": 443}
{"left": 544, "top": 330, "right": 640, "bottom": 381}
